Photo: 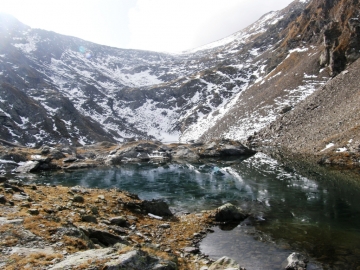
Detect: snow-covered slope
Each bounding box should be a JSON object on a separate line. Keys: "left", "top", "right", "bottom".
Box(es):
{"left": 3, "top": 0, "right": 355, "bottom": 147}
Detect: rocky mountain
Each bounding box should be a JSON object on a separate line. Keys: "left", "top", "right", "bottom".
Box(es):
{"left": 0, "top": 0, "right": 359, "bottom": 153}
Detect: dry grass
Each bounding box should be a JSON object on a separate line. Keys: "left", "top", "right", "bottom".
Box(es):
{"left": 63, "top": 236, "right": 88, "bottom": 252}
{"left": 5, "top": 252, "right": 63, "bottom": 270}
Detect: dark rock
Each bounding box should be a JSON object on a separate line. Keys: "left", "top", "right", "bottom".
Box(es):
{"left": 143, "top": 199, "right": 173, "bottom": 217}
{"left": 3, "top": 182, "right": 24, "bottom": 193}
{"left": 81, "top": 227, "right": 129, "bottom": 247}
{"left": 72, "top": 195, "right": 85, "bottom": 203}
{"left": 49, "top": 149, "right": 66, "bottom": 160}
{"left": 0, "top": 176, "right": 7, "bottom": 183}
{"left": 109, "top": 216, "right": 129, "bottom": 227}
{"left": 214, "top": 203, "right": 246, "bottom": 222}
{"left": 0, "top": 194, "right": 6, "bottom": 204}
{"left": 28, "top": 208, "right": 39, "bottom": 215}
{"left": 63, "top": 157, "right": 77, "bottom": 163}
{"left": 81, "top": 215, "right": 98, "bottom": 224}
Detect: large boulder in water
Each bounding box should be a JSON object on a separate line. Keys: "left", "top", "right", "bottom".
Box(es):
{"left": 198, "top": 139, "right": 255, "bottom": 158}
{"left": 281, "top": 252, "right": 308, "bottom": 270}
{"left": 214, "top": 203, "right": 246, "bottom": 222}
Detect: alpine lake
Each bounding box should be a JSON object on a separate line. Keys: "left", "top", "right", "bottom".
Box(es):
{"left": 31, "top": 152, "right": 360, "bottom": 270}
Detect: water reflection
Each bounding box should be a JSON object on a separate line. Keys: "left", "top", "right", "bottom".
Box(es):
{"left": 34, "top": 153, "right": 360, "bottom": 269}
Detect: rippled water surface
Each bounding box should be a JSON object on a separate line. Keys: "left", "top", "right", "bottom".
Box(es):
{"left": 34, "top": 153, "right": 360, "bottom": 269}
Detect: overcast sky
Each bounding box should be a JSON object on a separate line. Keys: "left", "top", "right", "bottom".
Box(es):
{"left": 0, "top": 0, "right": 294, "bottom": 53}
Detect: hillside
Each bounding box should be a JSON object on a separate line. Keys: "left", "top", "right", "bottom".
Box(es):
{"left": 0, "top": 1, "right": 309, "bottom": 147}
{"left": 1, "top": 0, "right": 359, "bottom": 161}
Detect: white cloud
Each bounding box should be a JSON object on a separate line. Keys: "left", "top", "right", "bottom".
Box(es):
{"left": 127, "top": 0, "right": 293, "bottom": 53}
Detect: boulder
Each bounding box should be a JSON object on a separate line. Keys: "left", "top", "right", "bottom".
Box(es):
{"left": 281, "top": 252, "right": 308, "bottom": 270}
{"left": 209, "top": 256, "right": 243, "bottom": 270}
{"left": 214, "top": 203, "right": 246, "bottom": 222}
{"left": 14, "top": 161, "right": 40, "bottom": 173}
{"left": 172, "top": 147, "right": 198, "bottom": 160}
{"left": 0, "top": 195, "right": 6, "bottom": 204}
{"left": 49, "top": 248, "right": 114, "bottom": 270}
{"left": 104, "top": 249, "right": 177, "bottom": 270}
{"left": 81, "top": 227, "right": 129, "bottom": 247}
{"left": 143, "top": 199, "right": 173, "bottom": 217}
{"left": 109, "top": 216, "right": 129, "bottom": 227}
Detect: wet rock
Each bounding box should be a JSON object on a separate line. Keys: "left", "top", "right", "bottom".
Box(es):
{"left": 214, "top": 203, "right": 246, "bottom": 222}
{"left": 14, "top": 161, "right": 40, "bottom": 173}
{"left": 208, "top": 256, "right": 243, "bottom": 270}
{"left": 281, "top": 252, "right": 308, "bottom": 270}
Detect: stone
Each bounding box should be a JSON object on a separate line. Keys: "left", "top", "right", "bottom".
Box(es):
{"left": 3, "top": 182, "right": 24, "bottom": 192}
{"left": 214, "top": 203, "right": 246, "bottom": 222}
{"left": 0, "top": 194, "right": 6, "bottom": 204}
{"left": 0, "top": 217, "right": 24, "bottom": 225}
{"left": 183, "top": 246, "right": 199, "bottom": 254}
{"left": 12, "top": 193, "right": 29, "bottom": 201}
{"left": 72, "top": 195, "right": 85, "bottom": 203}
{"left": 63, "top": 157, "right": 77, "bottom": 163}
{"left": 14, "top": 161, "right": 40, "bottom": 173}
{"left": 159, "top": 223, "right": 171, "bottom": 229}
{"left": 109, "top": 216, "right": 128, "bottom": 227}
{"left": 208, "top": 256, "right": 242, "bottom": 270}
{"left": 28, "top": 208, "right": 39, "bottom": 215}
{"left": 81, "top": 227, "right": 129, "bottom": 247}
{"left": 104, "top": 249, "right": 177, "bottom": 270}
{"left": 143, "top": 199, "right": 173, "bottom": 217}
{"left": 49, "top": 248, "right": 114, "bottom": 270}
{"left": 281, "top": 252, "right": 308, "bottom": 270}
{"left": 0, "top": 176, "right": 7, "bottom": 183}
{"left": 81, "top": 215, "right": 98, "bottom": 223}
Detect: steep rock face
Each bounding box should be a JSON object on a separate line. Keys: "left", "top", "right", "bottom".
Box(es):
{"left": 282, "top": 0, "right": 360, "bottom": 76}
{"left": 252, "top": 57, "right": 360, "bottom": 166}
{"left": 198, "top": 0, "right": 360, "bottom": 143}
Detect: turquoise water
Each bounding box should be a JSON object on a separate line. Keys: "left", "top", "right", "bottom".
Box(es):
{"left": 33, "top": 153, "right": 360, "bottom": 269}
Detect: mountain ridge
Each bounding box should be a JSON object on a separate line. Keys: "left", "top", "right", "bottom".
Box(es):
{"left": 1, "top": 0, "right": 359, "bottom": 167}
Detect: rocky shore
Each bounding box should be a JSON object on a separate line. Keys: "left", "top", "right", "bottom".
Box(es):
{"left": 0, "top": 140, "right": 309, "bottom": 269}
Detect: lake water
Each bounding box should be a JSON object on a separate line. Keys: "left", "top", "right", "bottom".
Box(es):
{"left": 33, "top": 153, "right": 360, "bottom": 270}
